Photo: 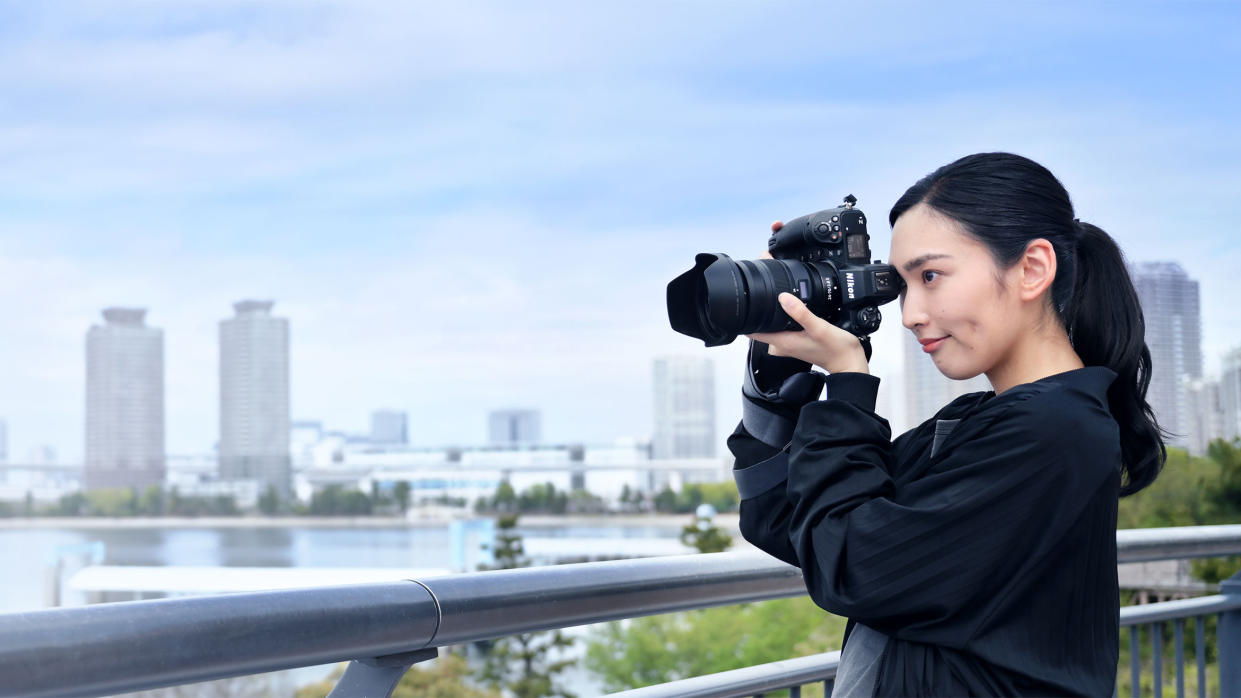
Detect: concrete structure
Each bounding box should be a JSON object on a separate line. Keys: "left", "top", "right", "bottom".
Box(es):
{"left": 1221, "top": 347, "right": 1241, "bottom": 444}
{"left": 651, "top": 355, "right": 716, "bottom": 459}
{"left": 293, "top": 440, "right": 723, "bottom": 508}
{"left": 219, "top": 301, "right": 291, "bottom": 499}
{"left": 902, "top": 333, "right": 991, "bottom": 428}
{"left": 85, "top": 308, "right": 166, "bottom": 491}
{"left": 488, "top": 409, "right": 541, "bottom": 447}
{"left": 1131, "top": 262, "right": 1203, "bottom": 449}
{"left": 369, "top": 410, "right": 408, "bottom": 446}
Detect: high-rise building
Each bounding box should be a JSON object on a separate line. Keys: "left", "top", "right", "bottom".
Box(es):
{"left": 219, "top": 300, "right": 291, "bottom": 499}
{"left": 902, "top": 333, "right": 991, "bottom": 428}
{"left": 1185, "top": 379, "right": 1224, "bottom": 457}
{"left": 651, "top": 355, "right": 716, "bottom": 459}
{"left": 488, "top": 409, "right": 541, "bottom": 447}
{"left": 1220, "top": 347, "right": 1241, "bottom": 444}
{"left": 1131, "top": 262, "right": 1203, "bottom": 448}
{"left": 85, "top": 308, "right": 166, "bottom": 490}
{"left": 370, "top": 409, "right": 408, "bottom": 445}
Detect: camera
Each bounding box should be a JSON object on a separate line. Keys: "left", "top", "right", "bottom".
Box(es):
{"left": 666, "top": 195, "right": 902, "bottom": 351}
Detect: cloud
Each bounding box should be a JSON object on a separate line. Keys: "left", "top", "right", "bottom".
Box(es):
{"left": 0, "top": 1, "right": 1238, "bottom": 459}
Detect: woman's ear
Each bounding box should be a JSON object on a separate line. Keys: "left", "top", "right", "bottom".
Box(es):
{"left": 1017, "top": 238, "right": 1057, "bottom": 302}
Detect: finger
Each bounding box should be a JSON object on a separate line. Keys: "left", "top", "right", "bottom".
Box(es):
{"left": 745, "top": 333, "right": 784, "bottom": 356}
{"left": 759, "top": 250, "right": 774, "bottom": 259}
{"left": 770, "top": 220, "right": 784, "bottom": 233}
{"left": 777, "top": 292, "right": 818, "bottom": 328}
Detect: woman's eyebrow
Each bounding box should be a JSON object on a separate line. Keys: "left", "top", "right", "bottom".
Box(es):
{"left": 902, "top": 253, "right": 953, "bottom": 272}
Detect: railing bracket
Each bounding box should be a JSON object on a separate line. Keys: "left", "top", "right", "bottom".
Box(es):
{"left": 327, "top": 648, "right": 438, "bottom": 698}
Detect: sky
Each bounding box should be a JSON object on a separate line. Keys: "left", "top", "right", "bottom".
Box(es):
{"left": 1, "top": 1, "right": 1239, "bottom": 462}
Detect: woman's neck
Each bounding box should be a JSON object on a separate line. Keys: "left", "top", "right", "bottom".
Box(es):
{"left": 987, "top": 323, "right": 1084, "bottom": 395}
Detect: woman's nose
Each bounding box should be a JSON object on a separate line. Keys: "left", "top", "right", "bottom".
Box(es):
{"left": 901, "top": 294, "right": 927, "bottom": 331}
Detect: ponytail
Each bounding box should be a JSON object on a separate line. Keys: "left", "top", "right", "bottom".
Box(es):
{"left": 891, "top": 152, "right": 1167, "bottom": 496}
{"left": 1064, "top": 221, "right": 1167, "bottom": 496}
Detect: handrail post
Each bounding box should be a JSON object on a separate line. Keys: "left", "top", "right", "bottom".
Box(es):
{"left": 326, "top": 648, "right": 438, "bottom": 698}
{"left": 1218, "top": 570, "right": 1241, "bottom": 697}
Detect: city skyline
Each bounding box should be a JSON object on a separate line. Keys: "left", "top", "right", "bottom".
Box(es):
{"left": 0, "top": 2, "right": 1238, "bottom": 460}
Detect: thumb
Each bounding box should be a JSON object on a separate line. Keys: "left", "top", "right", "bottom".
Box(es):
{"left": 778, "top": 292, "right": 813, "bottom": 324}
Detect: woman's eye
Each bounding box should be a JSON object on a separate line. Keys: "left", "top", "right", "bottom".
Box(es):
{"left": 922, "top": 270, "right": 939, "bottom": 284}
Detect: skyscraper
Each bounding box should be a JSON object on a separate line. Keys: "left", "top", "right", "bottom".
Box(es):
{"left": 652, "top": 355, "right": 716, "bottom": 459}
{"left": 902, "top": 333, "right": 991, "bottom": 428}
{"left": 1220, "top": 347, "right": 1241, "bottom": 444}
{"left": 1131, "top": 262, "right": 1203, "bottom": 448}
{"left": 85, "top": 308, "right": 166, "bottom": 490}
{"left": 370, "top": 409, "right": 408, "bottom": 445}
{"left": 219, "top": 300, "right": 291, "bottom": 499}
{"left": 488, "top": 409, "right": 541, "bottom": 447}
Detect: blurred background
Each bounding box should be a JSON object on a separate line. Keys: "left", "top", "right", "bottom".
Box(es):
{"left": 0, "top": 2, "right": 1239, "bottom": 696}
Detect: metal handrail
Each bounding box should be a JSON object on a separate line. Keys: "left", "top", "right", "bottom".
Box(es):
{"left": 600, "top": 594, "right": 1241, "bottom": 698}
{"left": 1, "top": 525, "right": 1240, "bottom": 698}
{"left": 605, "top": 651, "right": 842, "bottom": 698}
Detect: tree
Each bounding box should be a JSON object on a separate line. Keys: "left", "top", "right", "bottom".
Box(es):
{"left": 394, "top": 481, "right": 411, "bottom": 515}
{"left": 585, "top": 596, "right": 845, "bottom": 693}
{"left": 478, "top": 514, "right": 576, "bottom": 698}
{"left": 258, "top": 484, "right": 280, "bottom": 515}
{"left": 680, "top": 505, "right": 733, "bottom": 554}
{"left": 138, "top": 485, "right": 165, "bottom": 516}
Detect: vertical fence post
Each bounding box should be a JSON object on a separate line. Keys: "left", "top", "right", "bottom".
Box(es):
{"left": 1218, "top": 571, "right": 1241, "bottom": 698}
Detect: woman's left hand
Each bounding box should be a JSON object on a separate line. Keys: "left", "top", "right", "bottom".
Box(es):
{"left": 747, "top": 293, "right": 870, "bottom": 375}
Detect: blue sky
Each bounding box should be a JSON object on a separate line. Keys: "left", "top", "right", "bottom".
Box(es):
{"left": 1, "top": 1, "right": 1239, "bottom": 461}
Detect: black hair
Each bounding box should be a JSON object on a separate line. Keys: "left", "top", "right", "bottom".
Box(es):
{"left": 889, "top": 152, "right": 1165, "bottom": 497}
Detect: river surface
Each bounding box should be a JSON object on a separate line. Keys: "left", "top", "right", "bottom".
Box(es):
{"left": 0, "top": 519, "right": 695, "bottom": 696}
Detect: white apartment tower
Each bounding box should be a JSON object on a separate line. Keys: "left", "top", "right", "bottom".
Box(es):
{"left": 488, "top": 409, "right": 541, "bottom": 447}
{"left": 219, "top": 300, "right": 291, "bottom": 499}
{"left": 1220, "top": 347, "right": 1241, "bottom": 444}
{"left": 1131, "top": 262, "right": 1203, "bottom": 448}
{"left": 85, "top": 308, "right": 166, "bottom": 490}
{"left": 652, "top": 355, "right": 716, "bottom": 459}
{"left": 902, "top": 333, "right": 991, "bottom": 428}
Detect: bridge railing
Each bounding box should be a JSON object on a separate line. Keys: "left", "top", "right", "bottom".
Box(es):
{"left": 2, "top": 524, "right": 1241, "bottom": 698}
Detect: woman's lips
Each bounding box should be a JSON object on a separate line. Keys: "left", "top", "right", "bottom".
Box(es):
{"left": 920, "top": 336, "right": 948, "bottom": 354}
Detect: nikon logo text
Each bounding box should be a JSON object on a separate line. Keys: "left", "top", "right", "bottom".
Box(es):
{"left": 845, "top": 272, "right": 856, "bottom": 300}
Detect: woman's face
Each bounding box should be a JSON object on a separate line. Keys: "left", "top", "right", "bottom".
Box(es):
{"left": 889, "top": 203, "right": 1025, "bottom": 382}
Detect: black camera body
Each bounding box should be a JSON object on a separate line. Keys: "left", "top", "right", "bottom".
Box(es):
{"left": 666, "top": 195, "right": 901, "bottom": 348}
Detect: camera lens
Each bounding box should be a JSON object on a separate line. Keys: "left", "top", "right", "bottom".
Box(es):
{"left": 667, "top": 253, "right": 839, "bottom": 346}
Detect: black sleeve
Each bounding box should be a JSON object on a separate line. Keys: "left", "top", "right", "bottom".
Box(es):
{"left": 729, "top": 372, "right": 882, "bottom": 568}
{"left": 783, "top": 389, "right": 1116, "bottom": 642}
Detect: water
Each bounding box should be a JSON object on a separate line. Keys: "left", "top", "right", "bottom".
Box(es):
{"left": 0, "top": 520, "right": 688, "bottom": 696}
{"left": 0, "top": 521, "right": 684, "bottom": 612}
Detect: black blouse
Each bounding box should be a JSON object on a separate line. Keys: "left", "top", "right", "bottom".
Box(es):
{"left": 729, "top": 366, "right": 1122, "bottom": 697}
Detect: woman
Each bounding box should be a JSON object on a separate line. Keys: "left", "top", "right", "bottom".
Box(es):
{"left": 729, "top": 152, "right": 1165, "bottom": 697}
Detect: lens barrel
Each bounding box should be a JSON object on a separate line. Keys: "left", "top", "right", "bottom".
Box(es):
{"left": 666, "top": 253, "right": 838, "bottom": 347}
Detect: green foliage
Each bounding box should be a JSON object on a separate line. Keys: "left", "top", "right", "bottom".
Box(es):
{"left": 477, "top": 514, "right": 576, "bottom": 698}
{"left": 585, "top": 597, "right": 846, "bottom": 693}
{"left": 297, "top": 654, "right": 499, "bottom": 698}
{"left": 475, "top": 481, "right": 605, "bottom": 514}
{"left": 680, "top": 516, "right": 733, "bottom": 553}
{"left": 653, "top": 481, "right": 740, "bottom": 514}
{"left": 258, "top": 484, "right": 280, "bottom": 515}
{"left": 1117, "top": 447, "right": 1218, "bottom": 529}
{"left": 308, "top": 485, "right": 373, "bottom": 516}
{"left": 393, "top": 480, "right": 412, "bottom": 514}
